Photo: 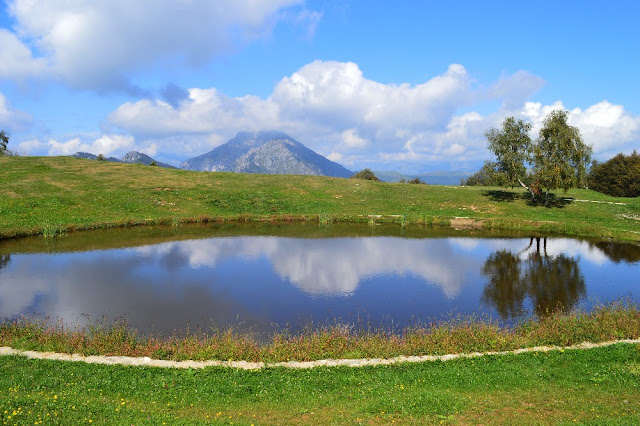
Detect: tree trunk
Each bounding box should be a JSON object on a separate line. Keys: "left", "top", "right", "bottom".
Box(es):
{"left": 517, "top": 177, "right": 536, "bottom": 199}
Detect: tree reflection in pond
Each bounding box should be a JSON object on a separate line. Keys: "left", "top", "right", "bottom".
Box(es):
{"left": 482, "top": 237, "right": 586, "bottom": 319}
{"left": 591, "top": 241, "right": 640, "bottom": 264}
{"left": 0, "top": 254, "right": 10, "bottom": 270}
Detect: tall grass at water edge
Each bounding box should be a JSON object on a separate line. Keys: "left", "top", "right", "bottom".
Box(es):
{"left": 1, "top": 302, "right": 638, "bottom": 363}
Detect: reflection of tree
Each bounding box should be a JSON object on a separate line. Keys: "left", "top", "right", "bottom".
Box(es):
{"left": 591, "top": 241, "right": 640, "bottom": 264}
{"left": 523, "top": 252, "right": 586, "bottom": 317}
{"left": 481, "top": 250, "right": 526, "bottom": 318}
{"left": 482, "top": 238, "right": 586, "bottom": 319}
{"left": 0, "top": 254, "right": 10, "bottom": 270}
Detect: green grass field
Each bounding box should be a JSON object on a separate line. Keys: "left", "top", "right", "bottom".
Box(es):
{"left": 1, "top": 343, "right": 639, "bottom": 425}
{"left": 2, "top": 155, "right": 640, "bottom": 424}
{"left": 1, "top": 156, "right": 639, "bottom": 241}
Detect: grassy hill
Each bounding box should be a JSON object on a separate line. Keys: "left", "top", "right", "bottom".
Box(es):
{"left": 1, "top": 156, "right": 639, "bottom": 241}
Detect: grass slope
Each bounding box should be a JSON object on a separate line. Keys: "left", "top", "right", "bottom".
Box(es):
{"left": 1, "top": 344, "right": 639, "bottom": 424}
{"left": 1, "top": 156, "right": 639, "bottom": 241}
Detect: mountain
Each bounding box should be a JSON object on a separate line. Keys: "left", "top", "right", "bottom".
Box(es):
{"left": 72, "top": 151, "right": 175, "bottom": 168}
{"left": 120, "top": 151, "right": 176, "bottom": 168}
{"left": 374, "top": 170, "right": 473, "bottom": 185}
{"left": 72, "top": 152, "right": 121, "bottom": 162}
{"left": 181, "top": 131, "right": 353, "bottom": 178}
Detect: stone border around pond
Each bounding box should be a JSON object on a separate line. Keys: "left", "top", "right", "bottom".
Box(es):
{"left": 2, "top": 339, "right": 639, "bottom": 370}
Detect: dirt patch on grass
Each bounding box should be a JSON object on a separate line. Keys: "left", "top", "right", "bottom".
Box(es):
{"left": 451, "top": 217, "right": 485, "bottom": 229}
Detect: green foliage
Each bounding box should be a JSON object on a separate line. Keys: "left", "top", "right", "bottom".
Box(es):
{"left": 351, "top": 168, "right": 380, "bottom": 181}
{"left": 486, "top": 117, "right": 532, "bottom": 188}
{"left": 96, "top": 153, "right": 106, "bottom": 161}
{"left": 407, "top": 177, "right": 426, "bottom": 185}
{"left": 149, "top": 160, "right": 157, "bottom": 166}
{"left": 461, "top": 161, "right": 509, "bottom": 186}
{"left": 0, "top": 130, "right": 9, "bottom": 155}
{"left": 485, "top": 112, "right": 592, "bottom": 202}
{"left": 589, "top": 151, "right": 640, "bottom": 197}
{"left": 533, "top": 110, "right": 592, "bottom": 195}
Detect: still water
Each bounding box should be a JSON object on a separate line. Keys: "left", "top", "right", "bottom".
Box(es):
{"left": 1, "top": 224, "right": 638, "bottom": 337}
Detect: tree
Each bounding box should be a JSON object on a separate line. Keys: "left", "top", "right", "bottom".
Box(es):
{"left": 407, "top": 177, "right": 426, "bottom": 185}
{"left": 485, "top": 111, "right": 592, "bottom": 203}
{"left": 0, "top": 130, "right": 9, "bottom": 155}
{"left": 485, "top": 117, "right": 532, "bottom": 189}
{"left": 461, "top": 161, "right": 508, "bottom": 186}
{"left": 588, "top": 151, "right": 640, "bottom": 197}
{"left": 350, "top": 169, "right": 380, "bottom": 181}
{"left": 533, "top": 110, "right": 592, "bottom": 200}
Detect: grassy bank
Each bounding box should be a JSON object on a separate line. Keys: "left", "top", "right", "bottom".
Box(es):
{"left": 1, "top": 156, "right": 639, "bottom": 241}
{"left": 2, "top": 343, "right": 639, "bottom": 424}
{"left": 2, "top": 303, "right": 638, "bottom": 363}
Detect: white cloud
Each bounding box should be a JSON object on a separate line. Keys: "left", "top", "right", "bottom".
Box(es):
{"left": 105, "top": 61, "right": 640, "bottom": 170}
{"left": 521, "top": 100, "right": 640, "bottom": 157}
{"left": 18, "top": 134, "right": 136, "bottom": 157}
{"left": 0, "top": 29, "right": 48, "bottom": 81}
{"left": 109, "top": 61, "right": 479, "bottom": 167}
{"left": 4, "top": 0, "right": 305, "bottom": 92}
{"left": 341, "top": 129, "right": 368, "bottom": 148}
{"left": 488, "top": 70, "right": 546, "bottom": 109}
{"left": 0, "top": 92, "right": 33, "bottom": 132}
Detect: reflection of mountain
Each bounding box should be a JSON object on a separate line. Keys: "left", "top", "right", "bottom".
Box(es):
{"left": 482, "top": 238, "right": 586, "bottom": 319}
{"left": 138, "top": 237, "right": 477, "bottom": 298}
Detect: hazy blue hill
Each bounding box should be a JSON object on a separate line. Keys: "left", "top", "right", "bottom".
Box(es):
{"left": 71, "top": 152, "right": 121, "bottom": 162}
{"left": 181, "top": 131, "right": 353, "bottom": 178}
{"left": 71, "top": 151, "right": 176, "bottom": 168}
{"left": 374, "top": 170, "right": 473, "bottom": 185}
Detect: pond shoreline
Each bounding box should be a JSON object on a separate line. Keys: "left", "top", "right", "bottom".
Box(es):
{"left": 2, "top": 303, "right": 638, "bottom": 362}
{"left": 1, "top": 156, "right": 639, "bottom": 243}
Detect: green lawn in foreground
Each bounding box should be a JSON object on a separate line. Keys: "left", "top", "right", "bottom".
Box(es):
{"left": 1, "top": 156, "right": 639, "bottom": 241}
{"left": 1, "top": 344, "right": 639, "bottom": 425}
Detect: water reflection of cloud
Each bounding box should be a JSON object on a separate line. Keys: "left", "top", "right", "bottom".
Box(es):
{"left": 0, "top": 251, "right": 269, "bottom": 335}
{"left": 450, "top": 237, "right": 610, "bottom": 265}
{"left": 138, "top": 237, "right": 478, "bottom": 298}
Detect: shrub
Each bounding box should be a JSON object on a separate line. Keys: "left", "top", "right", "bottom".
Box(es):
{"left": 588, "top": 151, "right": 640, "bottom": 197}
{"left": 351, "top": 169, "right": 380, "bottom": 181}
{"left": 407, "top": 177, "right": 426, "bottom": 185}
{"left": 96, "top": 154, "right": 106, "bottom": 161}
{"left": 461, "top": 161, "right": 509, "bottom": 186}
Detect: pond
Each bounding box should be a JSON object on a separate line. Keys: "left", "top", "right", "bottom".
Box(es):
{"left": 1, "top": 223, "right": 638, "bottom": 337}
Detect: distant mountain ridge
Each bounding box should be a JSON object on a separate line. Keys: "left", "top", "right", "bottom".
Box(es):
{"left": 71, "top": 151, "right": 175, "bottom": 168}
{"left": 181, "top": 131, "right": 353, "bottom": 178}
{"left": 374, "top": 170, "right": 473, "bottom": 185}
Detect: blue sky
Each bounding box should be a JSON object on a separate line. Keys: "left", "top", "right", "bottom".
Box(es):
{"left": 1, "top": 0, "right": 638, "bottom": 173}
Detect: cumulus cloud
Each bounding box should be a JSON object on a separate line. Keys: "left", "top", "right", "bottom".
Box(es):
{"left": 488, "top": 70, "right": 546, "bottom": 110}
{"left": 0, "top": 29, "right": 48, "bottom": 81}
{"left": 109, "top": 61, "right": 478, "bottom": 165}
{"left": 3, "top": 0, "right": 305, "bottom": 92}
{"left": 17, "top": 134, "right": 142, "bottom": 157}
{"left": 106, "top": 61, "right": 640, "bottom": 170}
{"left": 520, "top": 100, "right": 640, "bottom": 157}
{"left": 0, "top": 92, "right": 33, "bottom": 132}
